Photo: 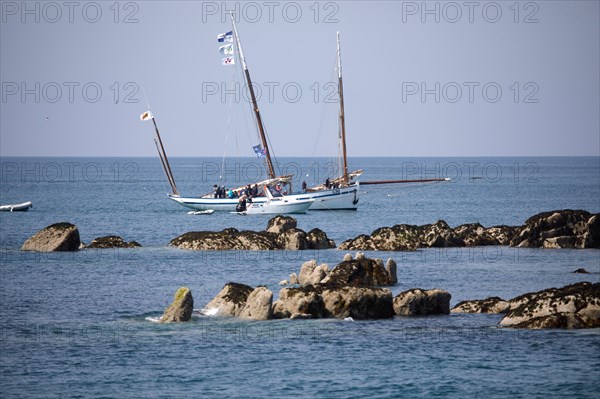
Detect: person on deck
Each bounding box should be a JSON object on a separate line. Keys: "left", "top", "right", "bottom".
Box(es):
{"left": 302, "top": 181, "right": 307, "bottom": 193}
{"left": 325, "top": 177, "right": 330, "bottom": 189}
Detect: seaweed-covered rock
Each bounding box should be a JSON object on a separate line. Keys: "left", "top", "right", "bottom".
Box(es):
{"left": 306, "top": 228, "right": 336, "bottom": 249}
{"left": 510, "top": 210, "right": 600, "bottom": 249}
{"left": 21, "top": 222, "right": 81, "bottom": 252}
{"left": 451, "top": 297, "right": 509, "bottom": 314}
{"left": 272, "top": 286, "right": 326, "bottom": 319}
{"left": 86, "top": 235, "right": 141, "bottom": 249}
{"left": 203, "top": 282, "right": 254, "bottom": 317}
{"left": 393, "top": 289, "right": 451, "bottom": 316}
{"left": 321, "top": 286, "right": 394, "bottom": 319}
{"left": 160, "top": 287, "right": 193, "bottom": 322}
{"left": 275, "top": 228, "right": 308, "bottom": 250}
{"left": 239, "top": 287, "right": 273, "bottom": 320}
{"left": 321, "top": 257, "right": 397, "bottom": 287}
{"left": 170, "top": 216, "right": 335, "bottom": 251}
{"left": 500, "top": 282, "right": 600, "bottom": 328}
{"left": 454, "top": 223, "right": 501, "bottom": 246}
{"left": 266, "top": 215, "right": 297, "bottom": 234}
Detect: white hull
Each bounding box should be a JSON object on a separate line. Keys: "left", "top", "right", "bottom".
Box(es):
{"left": 0, "top": 201, "right": 32, "bottom": 212}
{"left": 244, "top": 198, "right": 313, "bottom": 214}
{"left": 169, "top": 183, "right": 359, "bottom": 212}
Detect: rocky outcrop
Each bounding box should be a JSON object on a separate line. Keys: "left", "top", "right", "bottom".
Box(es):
{"left": 321, "top": 255, "right": 397, "bottom": 287}
{"left": 321, "top": 286, "right": 394, "bottom": 319}
{"left": 451, "top": 297, "right": 509, "bottom": 314}
{"left": 170, "top": 216, "right": 335, "bottom": 250}
{"left": 21, "top": 222, "right": 81, "bottom": 252}
{"left": 338, "top": 221, "right": 502, "bottom": 251}
{"left": 510, "top": 210, "right": 600, "bottom": 248}
{"left": 306, "top": 228, "right": 336, "bottom": 249}
{"left": 297, "top": 260, "right": 329, "bottom": 285}
{"left": 393, "top": 288, "right": 451, "bottom": 316}
{"left": 288, "top": 254, "right": 397, "bottom": 287}
{"left": 160, "top": 287, "right": 193, "bottom": 322}
{"left": 339, "top": 210, "right": 599, "bottom": 251}
{"left": 203, "top": 282, "right": 254, "bottom": 317}
{"left": 86, "top": 235, "right": 141, "bottom": 249}
{"left": 273, "top": 284, "right": 394, "bottom": 320}
{"left": 272, "top": 286, "right": 326, "bottom": 319}
{"left": 239, "top": 287, "right": 273, "bottom": 320}
{"left": 500, "top": 282, "right": 600, "bottom": 329}
{"left": 266, "top": 215, "right": 297, "bottom": 234}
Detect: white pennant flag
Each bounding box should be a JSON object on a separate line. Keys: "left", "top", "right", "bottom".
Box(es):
{"left": 222, "top": 56, "right": 235, "bottom": 66}
{"left": 219, "top": 43, "right": 234, "bottom": 56}
{"left": 140, "top": 110, "right": 153, "bottom": 121}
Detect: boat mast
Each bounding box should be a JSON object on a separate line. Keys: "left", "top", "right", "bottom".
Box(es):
{"left": 152, "top": 116, "right": 179, "bottom": 196}
{"left": 337, "top": 31, "right": 349, "bottom": 186}
{"left": 230, "top": 14, "right": 276, "bottom": 179}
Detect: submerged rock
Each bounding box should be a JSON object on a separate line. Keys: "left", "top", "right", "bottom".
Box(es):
{"left": 393, "top": 288, "right": 451, "bottom": 316}
{"left": 21, "top": 222, "right": 81, "bottom": 252}
{"left": 160, "top": 287, "right": 193, "bottom": 322}
{"left": 86, "top": 235, "right": 141, "bottom": 249}
{"left": 451, "top": 297, "right": 509, "bottom": 314}
{"left": 500, "top": 282, "right": 600, "bottom": 329}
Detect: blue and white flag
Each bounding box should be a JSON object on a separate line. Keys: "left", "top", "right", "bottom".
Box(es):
{"left": 219, "top": 43, "right": 234, "bottom": 56}
{"left": 253, "top": 144, "right": 267, "bottom": 158}
{"left": 222, "top": 56, "right": 235, "bottom": 65}
{"left": 217, "top": 31, "right": 233, "bottom": 43}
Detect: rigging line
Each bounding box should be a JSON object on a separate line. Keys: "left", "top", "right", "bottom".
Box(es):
{"left": 221, "top": 60, "right": 238, "bottom": 181}
{"left": 312, "top": 53, "right": 339, "bottom": 157}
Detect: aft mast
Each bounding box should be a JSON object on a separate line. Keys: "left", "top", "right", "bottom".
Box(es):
{"left": 337, "top": 32, "right": 349, "bottom": 187}
{"left": 230, "top": 14, "right": 276, "bottom": 179}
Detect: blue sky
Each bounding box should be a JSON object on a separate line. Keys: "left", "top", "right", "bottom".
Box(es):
{"left": 1, "top": 1, "right": 598, "bottom": 156}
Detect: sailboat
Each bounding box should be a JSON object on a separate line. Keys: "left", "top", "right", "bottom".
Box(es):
{"left": 167, "top": 25, "right": 360, "bottom": 211}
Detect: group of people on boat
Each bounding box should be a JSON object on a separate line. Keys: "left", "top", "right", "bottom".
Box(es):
{"left": 213, "top": 184, "right": 260, "bottom": 199}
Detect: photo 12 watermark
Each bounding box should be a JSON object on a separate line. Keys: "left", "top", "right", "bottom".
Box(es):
{"left": 400, "top": 1, "right": 540, "bottom": 24}
{"left": 1, "top": 81, "right": 141, "bottom": 104}
{"left": 1, "top": 1, "right": 140, "bottom": 24}
{"left": 1, "top": 161, "right": 139, "bottom": 183}
{"left": 201, "top": 1, "right": 340, "bottom": 24}
{"left": 401, "top": 82, "right": 540, "bottom": 104}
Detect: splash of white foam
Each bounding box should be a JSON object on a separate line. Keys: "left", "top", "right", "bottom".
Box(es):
{"left": 145, "top": 316, "right": 162, "bottom": 323}
{"left": 199, "top": 307, "right": 219, "bottom": 316}
{"left": 344, "top": 317, "right": 354, "bottom": 322}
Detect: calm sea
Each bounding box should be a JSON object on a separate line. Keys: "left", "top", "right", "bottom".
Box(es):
{"left": 1, "top": 157, "right": 599, "bottom": 398}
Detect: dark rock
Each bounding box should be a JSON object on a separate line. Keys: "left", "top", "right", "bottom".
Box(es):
{"left": 510, "top": 210, "right": 600, "bottom": 248}
{"left": 170, "top": 216, "right": 335, "bottom": 251}
{"left": 272, "top": 286, "right": 326, "bottom": 319}
{"left": 321, "top": 256, "right": 397, "bottom": 287}
{"left": 454, "top": 223, "right": 501, "bottom": 246}
{"left": 86, "top": 235, "right": 141, "bottom": 249}
{"left": 485, "top": 225, "right": 518, "bottom": 245}
{"left": 321, "top": 286, "right": 394, "bottom": 319}
{"left": 203, "top": 282, "right": 254, "bottom": 317}
{"left": 22, "top": 222, "right": 81, "bottom": 252}
{"left": 160, "top": 287, "right": 193, "bottom": 322}
{"left": 275, "top": 228, "right": 308, "bottom": 250}
{"left": 573, "top": 268, "right": 590, "bottom": 274}
{"left": 266, "top": 215, "right": 297, "bottom": 234}
{"left": 500, "top": 282, "right": 600, "bottom": 328}
{"left": 451, "top": 297, "right": 509, "bottom": 314}
{"left": 393, "top": 288, "right": 451, "bottom": 316}
{"left": 306, "top": 228, "right": 336, "bottom": 249}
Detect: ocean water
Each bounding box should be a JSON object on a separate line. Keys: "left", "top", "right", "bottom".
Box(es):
{"left": 1, "top": 156, "right": 599, "bottom": 398}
